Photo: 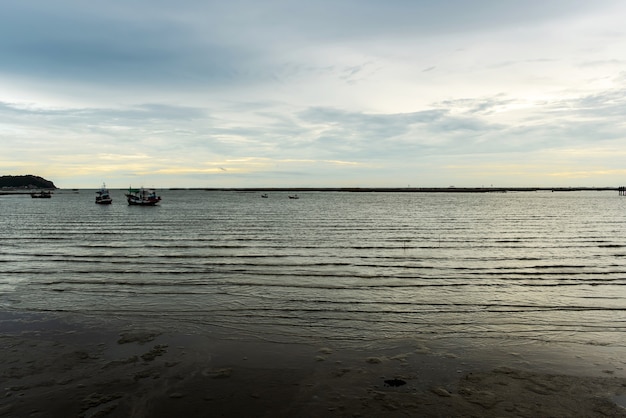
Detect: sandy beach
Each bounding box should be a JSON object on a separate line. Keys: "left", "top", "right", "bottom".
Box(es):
{"left": 1, "top": 311, "right": 625, "bottom": 417}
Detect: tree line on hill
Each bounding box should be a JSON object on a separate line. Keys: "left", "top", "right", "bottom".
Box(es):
{"left": 0, "top": 175, "right": 57, "bottom": 189}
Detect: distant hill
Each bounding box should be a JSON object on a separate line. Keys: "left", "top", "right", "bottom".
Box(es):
{"left": 0, "top": 175, "right": 57, "bottom": 189}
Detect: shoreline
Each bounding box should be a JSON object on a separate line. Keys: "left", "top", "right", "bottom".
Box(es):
{"left": 194, "top": 187, "right": 620, "bottom": 193}
{"left": 1, "top": 187, "right": 620, "bottom": 195}
{"left": 2, "top": 310, "right": 625, "bottom": 417}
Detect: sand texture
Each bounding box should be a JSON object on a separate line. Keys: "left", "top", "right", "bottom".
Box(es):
{"left": 2, "top": 314, "right": 626, "bottom": 417}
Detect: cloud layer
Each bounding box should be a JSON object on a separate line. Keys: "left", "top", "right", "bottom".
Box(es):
{"left": 1, "top": 0, "right": 625, "bottom": 187}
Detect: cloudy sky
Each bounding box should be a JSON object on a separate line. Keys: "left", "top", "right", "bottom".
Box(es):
{"left": 1, "top": 1, "right": 625, "bottom": 188}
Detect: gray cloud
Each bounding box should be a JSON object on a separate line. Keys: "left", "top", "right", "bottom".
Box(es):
{"left": 1, "top": 1, "right": 625, "bottom": 187}
{"left": 0, "top": 0, "right": 605, "bottom": 87}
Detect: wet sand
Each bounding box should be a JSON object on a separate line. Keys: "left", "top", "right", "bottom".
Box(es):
{"left": 2, "top": 312, "right": 625, "bottom": 417}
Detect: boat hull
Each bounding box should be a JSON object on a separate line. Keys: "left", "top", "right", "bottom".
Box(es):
{"left": 126, "top": 195, "right": 161, "bottom": 206}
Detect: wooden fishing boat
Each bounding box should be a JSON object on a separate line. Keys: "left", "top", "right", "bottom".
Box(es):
{"left": 125, "top": 187, "right": 161, "bottom": 206}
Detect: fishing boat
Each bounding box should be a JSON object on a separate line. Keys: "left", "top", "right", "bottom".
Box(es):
{"left": 288, "top": 194, "right": 299, "bottom": 199}
{"left": 125, "top": 187, "right": 161, "bottom": 206}
{"left": 261, "top": 193, "right": 268, "bottom": 198}
{"left": 30, "top": 190, "right": 52, "bottom": 198}
{"left": 95, "top": 183, "right": 112, "bottom": 204}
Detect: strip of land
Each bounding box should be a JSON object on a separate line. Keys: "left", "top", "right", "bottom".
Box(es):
{"left": 2, "top": 187, "right": 620, "bottom": 195}
{"left": 195, "top": 187, "right": 618, "bottom": 193}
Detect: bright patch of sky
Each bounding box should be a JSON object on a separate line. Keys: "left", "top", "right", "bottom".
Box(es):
{"left": 1, "top": 0, "right": 625, "bottom": 188}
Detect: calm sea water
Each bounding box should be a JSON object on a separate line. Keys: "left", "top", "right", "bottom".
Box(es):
{"left": 1, "top": 190, "right": 625, "bottom": 357}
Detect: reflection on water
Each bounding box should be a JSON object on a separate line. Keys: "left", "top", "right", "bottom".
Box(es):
{"left": 1, "top": 190, "right": 625, "bottom": 355}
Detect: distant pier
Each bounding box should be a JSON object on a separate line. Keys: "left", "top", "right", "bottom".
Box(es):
{"left": 620, "top": 186, "right": 626, "bottom": 196}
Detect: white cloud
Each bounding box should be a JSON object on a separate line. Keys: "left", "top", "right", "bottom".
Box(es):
{"left": 1, "top": 1, "right": 625, "bottom": 187}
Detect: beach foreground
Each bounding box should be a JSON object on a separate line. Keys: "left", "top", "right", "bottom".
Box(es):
{"left": 2, "top": 312, "right": 625, "bottom": 418}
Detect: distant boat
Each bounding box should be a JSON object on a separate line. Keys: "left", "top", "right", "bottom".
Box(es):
{"left": 95, "top": 183, "right": 112, "bottom": 204}
{"left": 30, "top": 190, "right": 52, "bottom": 198}
{"left": 125, "top": 187, "right": 161, "bottom": 206}
{"left": 261, "top": 193, "right": 268, "bottom": 198}
{"left": 288, "top": 194, "right": 299, "bottom": 199}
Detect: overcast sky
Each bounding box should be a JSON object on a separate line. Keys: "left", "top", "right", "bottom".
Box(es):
{"left": 1, "top": 1, "right": 625, "bottom": 188}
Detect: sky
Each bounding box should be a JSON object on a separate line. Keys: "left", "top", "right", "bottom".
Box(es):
{"left": 1, "top": 1, "right": 626, "bottom": 189}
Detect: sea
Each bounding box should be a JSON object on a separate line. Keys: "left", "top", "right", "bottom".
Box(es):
{"left": 1, "top": 189, "right": 625, "bottom": 373}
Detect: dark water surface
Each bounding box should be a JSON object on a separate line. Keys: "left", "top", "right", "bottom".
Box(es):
{"left": 1, "top": 189, "right": 625, "bottom": 370}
